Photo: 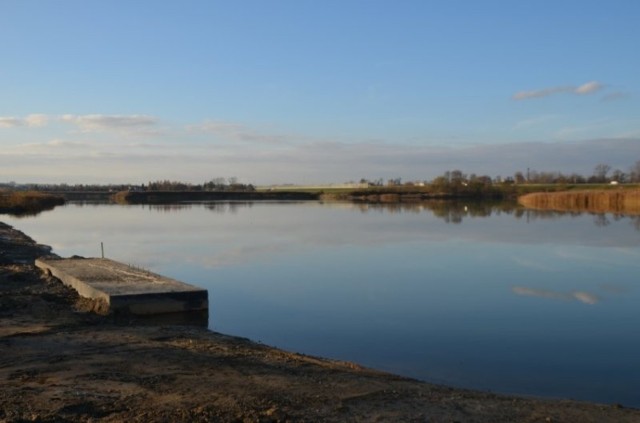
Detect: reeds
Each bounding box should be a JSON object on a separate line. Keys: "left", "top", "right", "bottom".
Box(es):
{"left": 0, "top": 191, "right": 65, "bottom": 215}
{"left": 519, "top": 189, "right": 640, "bottom": 215}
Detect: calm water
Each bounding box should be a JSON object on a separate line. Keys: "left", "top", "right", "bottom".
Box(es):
{"left": 5, "top": 201, "right": 640, "bottom": 407}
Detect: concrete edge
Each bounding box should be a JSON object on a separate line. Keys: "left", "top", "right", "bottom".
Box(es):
{"left": 35, "top": 258, "right": 111, "bottom": 304}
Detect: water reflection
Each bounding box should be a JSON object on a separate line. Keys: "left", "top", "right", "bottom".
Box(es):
{"left": 344, "top": 200, "right": 640, "bottom": 229}
{"left": 145, "top": 203, "right": 256, "bottom": 213}
{"left": 351, "top": 200, "right": 513, "bottom": 220}
{"left": 3, "top": 201, "right": 640, "bottom": 407}
{"left": 53, "top": 199, "right": 640, "bottom": 230}
{"left": 147, "top": 204, "right": 193, "bottom": 213}
{"left": 353, "top": 196, "right": 637, "bottom": 229}
{"left": 0, "top": 203, "right": 59, "bottom": 219}
{"left": 203, "top": 202, "right": 254, "bottom": 214}
{"left": 512, "top": 286, "right": 600, "bottom": 305}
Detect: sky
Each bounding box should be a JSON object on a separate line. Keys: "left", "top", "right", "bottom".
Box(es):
{"left": 1, "top": 0, "right": 639, "bottom": 185}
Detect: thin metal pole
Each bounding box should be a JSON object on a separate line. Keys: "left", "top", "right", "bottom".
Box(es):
{"left": 101, "top": 242, "right": 104, "bottom": 259}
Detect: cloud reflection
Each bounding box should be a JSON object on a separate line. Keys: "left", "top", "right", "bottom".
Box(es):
{"left": 512, "top": 286, "right": 599, "bottom": 305}
{"left": 512, "top": 257, "right": 556, "bottom": 272}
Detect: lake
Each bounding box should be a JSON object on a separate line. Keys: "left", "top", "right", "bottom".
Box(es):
{"left": 5, "top": 201, "right": 640, "bottom": 407}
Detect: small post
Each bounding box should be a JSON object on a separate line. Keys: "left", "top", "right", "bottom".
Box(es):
{"left": 101, "top": 242, "right": 104, "bottom": 259}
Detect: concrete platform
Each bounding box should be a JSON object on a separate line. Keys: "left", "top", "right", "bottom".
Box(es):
{"left": 35, "top": 257, "right": 208, "bottom": 315}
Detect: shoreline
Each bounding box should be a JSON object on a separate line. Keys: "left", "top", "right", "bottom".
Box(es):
{"left": 1, "top": 221, "right": 639, "bottom": 421}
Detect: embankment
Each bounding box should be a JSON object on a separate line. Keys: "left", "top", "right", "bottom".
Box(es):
{"left": 519, "top": 189, "right": 640, "bottom": 215}
{"left": 113, "top": 190, "right": 319, "bottom": 204}
{"left": 114, "top": 186, "right": 508, "bottom": 205}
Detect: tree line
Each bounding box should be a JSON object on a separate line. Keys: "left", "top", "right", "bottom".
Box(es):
{"left": 145, "top": 177, "right": 255, "bottom": 192}
{"left": 515, "top": 161, "right": 640, "bottom": 184}
{"left": 359, "top": 160, "right": 640, "bottom": 188}
{"left": 3, "top": 160, "right": 639, "bottom": 193}
{"left": 2, "top": 177, "right": 256, "bottom": 193}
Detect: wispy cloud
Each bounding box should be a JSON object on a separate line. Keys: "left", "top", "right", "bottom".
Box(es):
{"left": 2, "top": 113, "right": 158, "bottom": 131}
{"left": 188, "top": 119, "right": 293, "bottom": 144}
{"left": 12, "top": 136, "right": 640, "bottom": 184}
{"left": 513, "top": 114, "right": 559, "bottom": 129}
{"left": 0, "top": 117, "right": 22, "bottom": 128}
{"left": 24, "top": 114, "right": 48, "bottom": 127}
{"left": 0, "top": 114, "right": 49, "bottom": 128}
{"left": 601, "top": 91, "right": 629, "bottom": 102}
{"left": 2, "top": 139, "right": 100, "bottom": 160}
{"left": 574, "top": 81, "right": 603, "bottom": 95}
{"left": 60, "top": 114, "right": 158, "bottom": 132}
{"left": 554, "top": 118, "right": 616, "bottom": 139}
{"left": 512, "top": 80, "right": 604, "bottom": 100}
{"left": 512, "top": 86, "right": 572, "bottom": 101}
{"left": 2, "top": 109, "right": 640, "bottom": 186}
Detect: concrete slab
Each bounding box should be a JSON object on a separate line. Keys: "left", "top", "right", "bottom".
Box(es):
{"left": 35, "top": 257, "right": 208, "bottom": 315}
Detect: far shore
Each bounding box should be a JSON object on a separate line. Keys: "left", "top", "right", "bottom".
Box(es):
{"left": 6, "top": 183, "right": 640, "bottom": 211}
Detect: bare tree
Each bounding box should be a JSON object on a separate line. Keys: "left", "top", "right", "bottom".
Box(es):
{"left": 514, "top": 171, "right": 525, "bottom": 184}
{"left": 593, "top": 163, "right": 611, "bottom": 183}
{"left": 629, "top": 160, "right": 640, "bottom": 183}
{"left": 611, "top": 169, "right": 626, "bottom": 183}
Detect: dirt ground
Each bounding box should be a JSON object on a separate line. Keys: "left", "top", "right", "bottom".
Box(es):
{"left": 1, "top": 221, "right": 639, "bottom": 422}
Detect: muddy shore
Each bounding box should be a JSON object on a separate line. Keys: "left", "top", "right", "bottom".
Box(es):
{"left": 1, "top": 221, "right": 638, "bottom": 422}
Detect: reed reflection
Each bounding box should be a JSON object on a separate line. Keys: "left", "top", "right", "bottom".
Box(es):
{"left": 58, "top": 199, "right": 640, "bottom": 230}
{"left": 350, "top": 200, "right": 640, "bottom": 229}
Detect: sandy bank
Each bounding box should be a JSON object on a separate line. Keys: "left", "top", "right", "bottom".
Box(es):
{"left": 1, "top": 221, "right": 639, "bottom": 422}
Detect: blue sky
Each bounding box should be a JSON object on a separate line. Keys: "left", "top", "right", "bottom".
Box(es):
{"left": 1, "top": 0, "right": 639, "bottom": 184}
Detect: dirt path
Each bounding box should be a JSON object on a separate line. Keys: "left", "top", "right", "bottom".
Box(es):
{"left": 1, "top": 221, "right": 638, "bottom": 422}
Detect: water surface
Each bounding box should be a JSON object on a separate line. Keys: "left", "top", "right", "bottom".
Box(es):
{"left": 5, "top": 201, "right": 640, "bottom": 407}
